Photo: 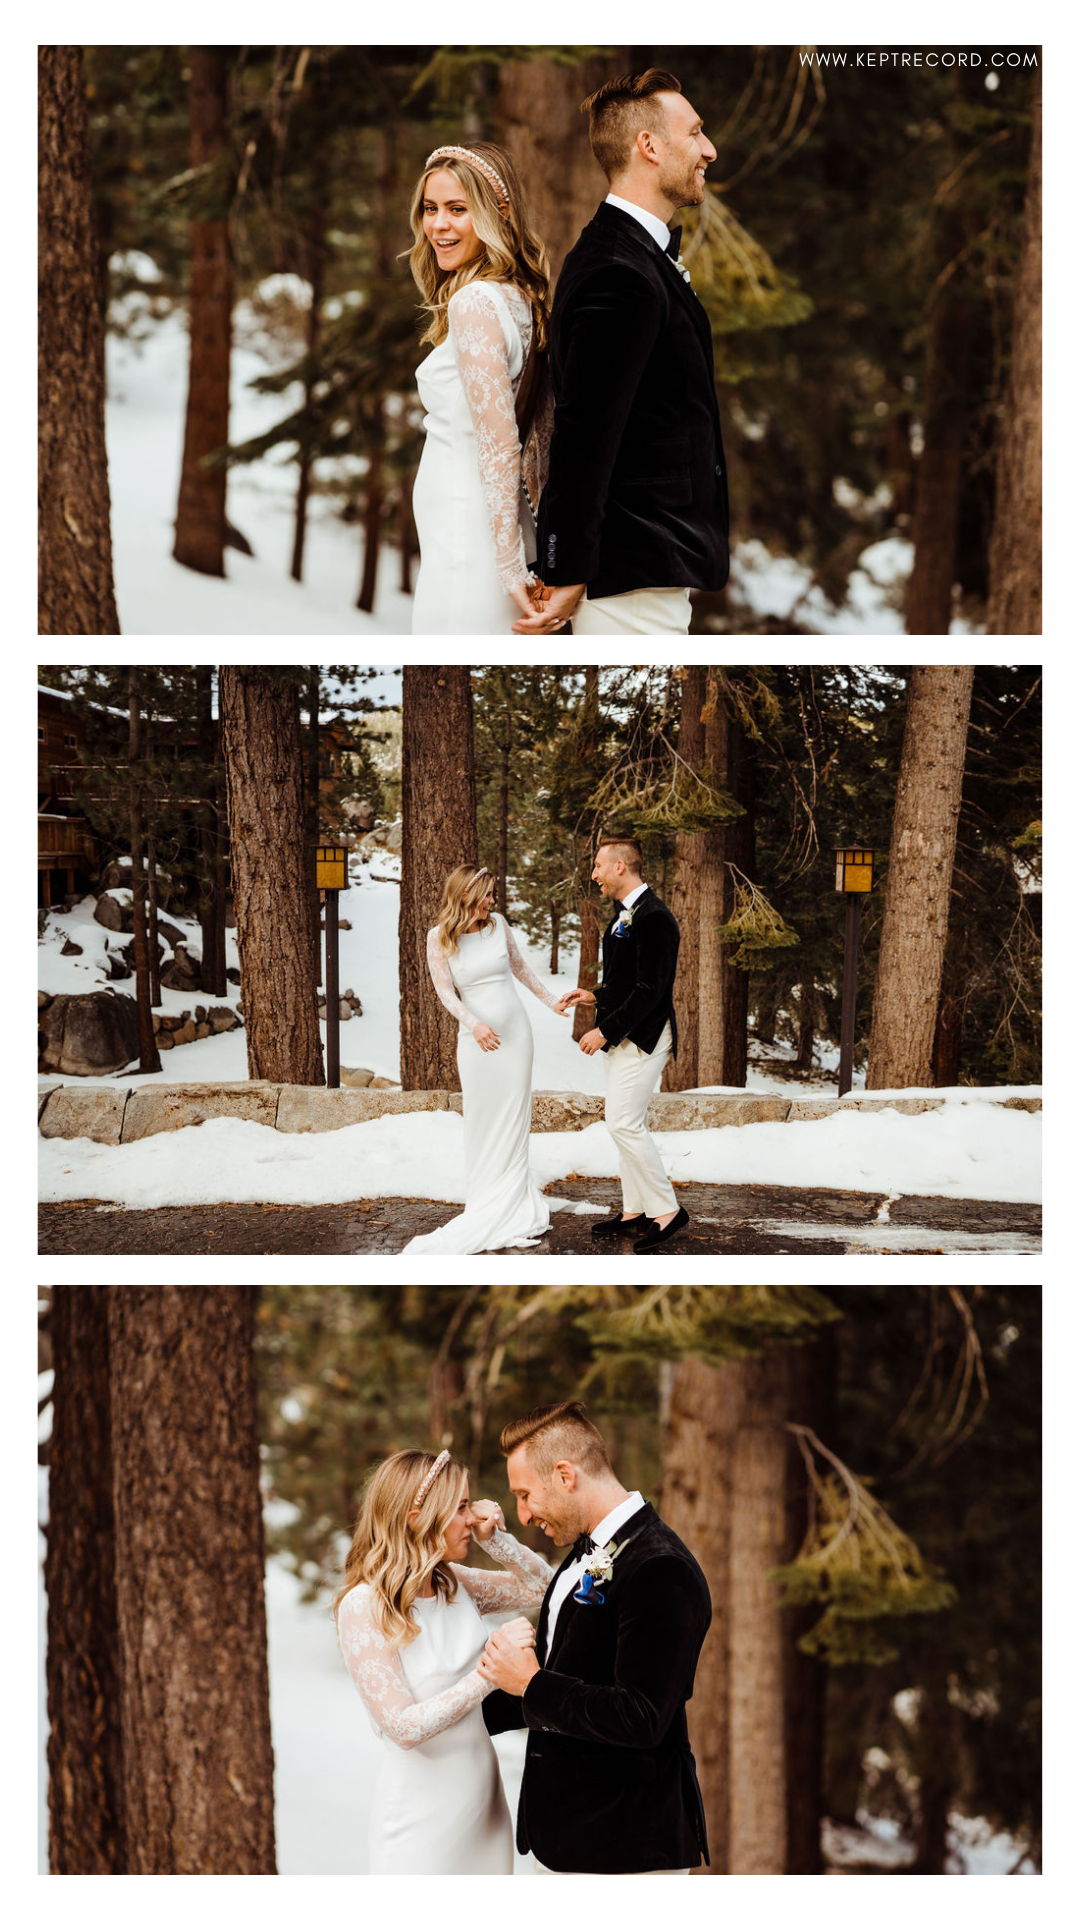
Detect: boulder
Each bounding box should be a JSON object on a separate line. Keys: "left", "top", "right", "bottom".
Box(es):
{"left": 647, "top": 1092, "right": 792, "bottom": 1129}
{"left": 173, "top": 1019, "right": 198, "bottom": 1045}
{"left": 160, "top": 943, "right": 202, "bottom": 991}
{"left": 383, "top": 821, "right": 402, "bottom": 853}
{"left": 195, "top": 1022, "right": 211, "bottom": 1040}
{"left": 370, "top": 1075, "right": 400, "bottom": 1090}
{"left": 208, "top": 1006, "right": 237, "bottom": 1034}
{"left": 61, "top": 939, "right": 83, "bottom": 956}
{"left": 106, "top": 947, "right": 132, "bottom": 980}
{"left": 157, "top": 1031, "right": 174, "bottom": 1048}
{"left": 195, "top": 1005, "right": 208, "bottom": 1024}
{"left": 38, "top": 991, "right": 52, "bottom": 1011}
{"left": 340, "top": 1067, "right": 374, "bottom": 1088}
{"left": 227, "top": 966, "right": 241, "bottom": 984}
{"left": 121, "top": 1081, "right": 281, "bottom": 1142}
{"left": 275, "top": 1087, "right": 449, "bottom": 1132}
{"left": 38, "top": 989, "right": 140, "bottom": 1077}
{"left": 40, "top": 1085, "right": 130, "bottom": 1145}
{"left": 94, "top": 892, "right": 132, "bottom": 934}
{"left": 338, "top": 1001, "right": 353, "bottom": 1020}
{"left": 156, "top": 918, "right": 187, "bottom": 950}
{"left": 531, "top": 1092, "right": 605, "bottom": 1132}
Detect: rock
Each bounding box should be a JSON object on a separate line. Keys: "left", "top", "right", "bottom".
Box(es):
{"left": 531, "top": 1092, "right": 606, "bottom": 1132}
{"left": 196, "top": 1022, "right": 211, "bottom": 1039}
{"left": 106, "top": 947, "right": 132, "bottom": 980}
{"left": 338, "top": 1001, "right": 353, "bottom": 1020}
{"left": 157, "top": 1031, "right": 174, "bottom": 1048}
{"left": 647, "top": 1093, "right": 792, "bottom": 1129}
{"left": 340, "top": 1067, "right": 374, "bottom": 1087}
{"left": 121, "top": 1081, "right": 281, "bottom": 1142}
{"left": 38, "top": 909, "right": 49, "bottom": 940}
{"left": 383, "top": 821, "right": 402, "bottom": 853}
{"left": 152, "top": 1013, "right": 162, "bottom": 1031}
{"left": 207, "top": 1006, "right": 236, "bottom": 1034}
{"left": 38, "top": 991, "right": 52, "bottom": 1011}
{"left": 338, "top": 920, "right": 352, "bottom": 931}
{"left": 160, "top": 944, "right": 201, "bottom": 991}
{"left": 275, "top": 1087, "right": 449, "bottom": 1132}
{"left": 94, "top": 893, "right": 132, "bottom": 934}
{"left": 195, "top": 1005, "right": 208, "bottom": 1023}
{"left": 173, "top": 1019, "right": 198, "bottom": 1045}
{"left": 38, "top": 1085, "right": 55, "bottom": 1122}
{"left": 1001, "top": 1096, "right": 1042, "bottom": 1112}
{"left": 370, "top": 1075, "right": 400, "bottom": 1090}
{"left": 40, "top": 1085, "right": 130, "bottom": 1145}
{"left": 60, "top": 939, "right": 83, "bottom": 956}
{"left": 38, "top": 989, "right": 141, "bottom": 1077}
{"left": 227, "top": 967, "right": 240, "bottom": 984}
{"left": 156, "top": 918, "right": 187, "bottom": 950}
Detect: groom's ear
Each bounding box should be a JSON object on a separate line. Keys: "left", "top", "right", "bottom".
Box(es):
{"left": 554, "top": 1460, "right": 577, "bottom": 1491}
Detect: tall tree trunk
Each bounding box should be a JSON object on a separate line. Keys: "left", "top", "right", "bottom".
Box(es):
{"left": 173, "top": 49, "right": 232, "bottom": 577}
{"left": 573, "top": 665, "right": 601, "bottom": 1041}
{"left": 399, "top": 667, "right": 478, "bottom": 1088}
{"left": 664, "top": 667, "right": 706, "bottom": 1090}
{"left": 698, "top": 676, "right": 751, "bottom": 1086}
{"left": 663, "top": 1342, "right": 830, "bottom": 1875}
{"left": 494, "top": 54, "right": 614, "bottom": 281}
{"left": 107, "top": 1288, "right": 277, "bottom": 1874}
{"left": 290, "top": 177, "right": 328, "bottom": 584}
{"left": 905, "top": 254, "right": 972, "bottom": 635}
{"left": 220, "top": 667, "right": 325, "bottom": 1084}
{"left": 497, "top": 705, "right": 511, "bottom": 917}
{"left": 146, "top": 831, "right": 162, "bottom": 1007}
{"left": 867, "top": 666, "right": 974, "bottom": 1087}
{"left": 399, "top": 475, "right": 416, "bottom": 594}
{"left": 45, "top": 1288, "right": 126, "bottom": 1874}
{"left": 549, "top": 902, "right": 560, "bottom": 974}
{"left": 38, "top": 47, "right": 120, "bottom": 635}
{"left": 128, "top": 671, "right": 160, "bottom": 1073}
{"left": 196, "top": 666, "right": 227, "bottom": 997}
{"left": 357, "top": 130, "right": 396, "bottom": 613}
{"left": 305, "top": 668, "right": 322, "bottom": 987}
{"left": 986, "top": 72, "right": 1041, "bottom": 634}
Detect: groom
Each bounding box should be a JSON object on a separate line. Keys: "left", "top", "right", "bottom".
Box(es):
{"left": 557, "top": 837, "right": 689, "bottom": 1251}
{"left": 513, "top": 68, "right": 729, "bottom": 637}
{"left": 479, "top": 1399, "right": 711, "bottom": 1875}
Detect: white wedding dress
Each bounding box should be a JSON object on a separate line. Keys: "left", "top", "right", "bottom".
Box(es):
{"left": 402, "top": 913, "right": 559, "bottom": 1256}
{"left": 337, "top": 1527, "right": 552, "bottom": 1874}
{"left": 411, "top": 281, "right": 538, "bottom": 634}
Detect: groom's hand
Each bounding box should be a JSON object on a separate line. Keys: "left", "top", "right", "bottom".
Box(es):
{"left": 511, "top": 583, "right": 585, "bottom": 634}
{"left": 578, "top": 1026, "right": 606, "bottom": 1055}
{"left": 478, "top": 1625, "right": 540, "bottom": 1696}
{"left": 556, "top": 989, "right": 595, "bottom": 1013}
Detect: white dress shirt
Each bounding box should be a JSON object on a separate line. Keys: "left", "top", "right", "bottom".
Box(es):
{"left": 605, "top": 192, "right": 675, "bottom": 255}
{"left": 620, "top": 881, "right": 649, "bottom": 913}
{"left": 542, "top": 1489, "right": 646, "bottom": 1660}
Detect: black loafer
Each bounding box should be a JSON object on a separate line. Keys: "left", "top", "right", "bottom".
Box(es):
{"left": 591, "top": 1211, "right": 648, "bottom": 1237}
{"left": 634, "top": 1206, "right": 690, "bottom": 1253}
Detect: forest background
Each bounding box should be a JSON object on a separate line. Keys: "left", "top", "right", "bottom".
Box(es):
{"left": 38, "top": 42, "right": 1041, "bottom": 636}
{"left": 39, "top": 1281, "right": 1041, "bottom": 1875}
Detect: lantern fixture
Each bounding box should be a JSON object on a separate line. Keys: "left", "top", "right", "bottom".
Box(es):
{"left": 834, "top": 845, "right": 875, "bottom": 894}
{"left": 316, "top": 844, "right": 349, "bottom": 891}
{"left": 832, "top": 844, "right": 875, "bottom": 1097}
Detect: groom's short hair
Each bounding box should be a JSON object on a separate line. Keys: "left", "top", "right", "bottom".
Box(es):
{"left": 500, "top": 1401, "right": 612, "bottom": 1477}
{"left": 580, "top": 69, "right": 683, "bottom": 181}
{"left": 597, "top": 835, "right": 643, "bottom": 873}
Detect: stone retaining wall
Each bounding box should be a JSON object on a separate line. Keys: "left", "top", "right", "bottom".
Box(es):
{"left": 36, "top": 1082, "right": 1041, "bottom": 1147}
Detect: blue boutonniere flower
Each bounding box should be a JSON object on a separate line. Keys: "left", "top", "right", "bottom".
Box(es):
{"left": 612, "top": 907, "right": 635, "bottom": 941}
{"left": 572, "top": 1539, "right": 628, "bottom": 1605}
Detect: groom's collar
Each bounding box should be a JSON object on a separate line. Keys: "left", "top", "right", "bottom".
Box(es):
{"left": 604, "top": 192, "right": 673, "bottom": 254}
{"left": 620, "top": 881, "right": 649, "bottom": 911}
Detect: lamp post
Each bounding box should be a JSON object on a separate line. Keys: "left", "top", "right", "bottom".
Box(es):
{"left": 834, "top": 845, "right": 875, "bottom": 1097}
{"left": 316, "top": 843, "right": 349, "bottom": 1088}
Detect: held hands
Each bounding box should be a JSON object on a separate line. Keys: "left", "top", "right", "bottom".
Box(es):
{"left": 510, "top": 577, "right": 550, "bottom": 622}
{"left": 478, "top": 1619, "right": 540, "bottom": 1695}
{"left": 469, "top": 1499, "right": 505, "bottom": 1543}
{"left": 555, "top": 988, "right": 596, "bottom": 1014}
{"left": 511, "top": 582, "right": 586, "bottom": 635}
{"left": 473, "top": 1023, "right": 500, "bottom": 1052}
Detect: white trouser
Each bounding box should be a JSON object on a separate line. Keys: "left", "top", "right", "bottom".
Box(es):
{"left": 535, "top": 1863, "right": 690, "bottom": 1876}
{"left": 571, "top": 587, "right": 691, "bottom": 635}
{"left": 602, "top": 1020, "right": 678, "bottom": 1218}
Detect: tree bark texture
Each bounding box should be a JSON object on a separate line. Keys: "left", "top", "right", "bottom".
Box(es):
{"left": 196, "top": 666, "right": 227, "bottom": 997}
{"left": 173, "top": 49, "right": 232, "bottom": 577}
{"left": 662, "top": 1343, "right": 830, "bottom": 1875}
{"left": 573, "top": 665, "right": 602, "bottom": 1041}
{"left": 220, "top": 668, "right": 325, "bottom": 1084}
{"left": 38, "top": 47, "right": 120, "bottom": 635}
{"left": 399, "top": 667, "right": 478, "bottom": 1089}
{"left": 867, "top": 666, "right": 974, "bottom": 1088}
{"left": 494, "top": 56, "right": 614, "bottom": 281}
{"left": 128, "top": 672, "right": 161, "bottom": 1073}
{"left": 905, "top": 273, "right": 971, "bottom": 636}
{"left": 986, "top": 72, "right": 1042, "bottom": 635}
{"left": 106, "top": 1289, "right": 276, "bottom": 1874}
{"left": 664, "top": 667, "right": 706, "bottom": 1090}
{"left": 45, "top": 1288, "right": 127, "bottom": 1874}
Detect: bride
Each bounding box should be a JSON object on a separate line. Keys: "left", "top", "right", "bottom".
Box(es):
{"left": 406, "top": 141, "right": 560, "bottom": 635}
{"left": 336, "top": 1447, "right": 552, "bottom": 1874}
{"left": 402, "top": 866, "right": 568, "bottom": 1255}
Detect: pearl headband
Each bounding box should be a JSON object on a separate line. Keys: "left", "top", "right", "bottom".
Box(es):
{"left": 414, "top": 1449, "right": 452, "bottom": 1506}
{"left": 425, "top": 145, "right": 510, "bottom": 215}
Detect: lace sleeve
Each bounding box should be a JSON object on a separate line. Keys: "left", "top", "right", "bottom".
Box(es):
{"left": 426, "top": 926, "right": 479, "bottom": 1035}
{"left": 500, "top": 915, "right": 559, "bottom": 1011}
{"left": 337, "top": 1586, "right": 493, "bottom": 1750}
{"left": 457, "top": 1525, "right": 555, "bottom": 1615}
{"left": 448, "top": 285, "right": 534, "bottom": 594}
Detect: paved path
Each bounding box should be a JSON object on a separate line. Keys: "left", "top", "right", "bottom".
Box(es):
{"left": 38, "top": 1179, "right": 1040, "bottom": 1256}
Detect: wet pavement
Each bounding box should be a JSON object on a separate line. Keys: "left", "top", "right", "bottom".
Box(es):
{"left": 38, "top": 1178, "right": 1040, "bottom": 1257}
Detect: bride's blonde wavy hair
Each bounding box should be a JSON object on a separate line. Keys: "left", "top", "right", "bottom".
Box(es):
{"left": 406, "top": 141, "right": 550, "bottom": 349}
{"left": 334, "top": 1449, "right": 467, "bottom": 1649}
{"left": 436, "top": 865, "right": 496, "bottom": 956}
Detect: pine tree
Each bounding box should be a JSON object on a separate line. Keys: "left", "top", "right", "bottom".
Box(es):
{"left": 986, "top": 70, "right": 1041, "bottom": 634}
{"left": 399, "top": 666, "right": 478, "bottom": 1089}
{"left": 173, "top": 49, "right": 233, "bottom": 577}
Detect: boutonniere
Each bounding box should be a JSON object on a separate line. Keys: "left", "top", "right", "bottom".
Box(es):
{"left": 612, "top": 907, "right": 636, "bottom": 940}
{"left": 674, "top": 255, "right": 692, "bottom": 285}
{"left": 572, "top": 1539, "right": 628, "bottom": 1606}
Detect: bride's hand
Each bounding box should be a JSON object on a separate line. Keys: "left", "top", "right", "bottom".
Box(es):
{"left": 510, "top": 576, "right": 549, "bottom": 622}
{"left": 470, "top": 1499, "right": 505, "bottom": 1541}
{"left": 473, "top": 1023, "right": 500, "bottom": 1052}
{"left": 492, "top": 1616, "right": 536, "bottom": 1652}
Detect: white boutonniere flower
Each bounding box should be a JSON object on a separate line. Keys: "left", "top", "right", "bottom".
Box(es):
{"left": 675, "top": 255, "right": 692, "bottom": 284}
{"left": 573, "top": 1539, "right": 628, "bottom": 1605}
{"left": 613, "top": 906, "right": 636, "bottom": 940}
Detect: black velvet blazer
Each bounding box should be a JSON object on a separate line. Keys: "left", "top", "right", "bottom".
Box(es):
{"left": 595, "top": 887, "right": 679, "bottom": 1060}
{"left": 536, "top": 200, "right": 730, "bottom": 601}
{"left": 482, "top": 1502, "right": 711, "bottom": 1874}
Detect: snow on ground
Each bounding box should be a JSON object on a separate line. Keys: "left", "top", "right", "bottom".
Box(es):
{"left": 104, "top": 302, "right": 964, "bottom": 636}
{"left": 38, "top": 1099, "right": 1041, "bottom": 1211}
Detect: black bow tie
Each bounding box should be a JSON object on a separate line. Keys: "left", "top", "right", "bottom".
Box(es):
{"left": 572, "top": 1531, "right": 597, "bottom": 1559}
{"left": 665, "top": 227, "right": 682, "bottom": 259}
